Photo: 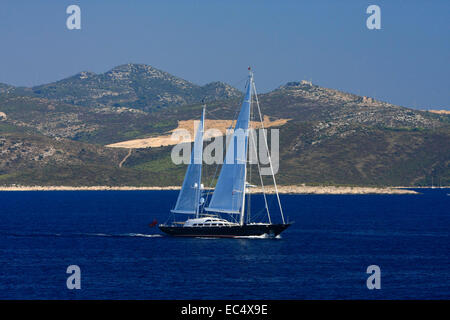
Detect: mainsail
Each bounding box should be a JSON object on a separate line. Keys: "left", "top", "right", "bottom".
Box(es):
{"left": 171, "top": 106, "right": 205, "bottom": 215}
{"left": 205, "top": 74, "right": 252, "bottom": 218}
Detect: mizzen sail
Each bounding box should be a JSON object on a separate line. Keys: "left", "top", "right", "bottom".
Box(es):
{"left": 171, "top": 106, "right": 205, "bottom": 215}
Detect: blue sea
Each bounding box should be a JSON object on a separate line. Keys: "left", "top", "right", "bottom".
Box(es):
{"left": 0, "top": 189, "right": 448, "bottom": 299}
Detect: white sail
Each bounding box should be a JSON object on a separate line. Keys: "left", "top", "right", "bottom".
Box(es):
{"left": 171, "top": 106, "right": 205, "bottom": 215}
{"left": 205, "top": 74, "right": 252, "bottom": 217}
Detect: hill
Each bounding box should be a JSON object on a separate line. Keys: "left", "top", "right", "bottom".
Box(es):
{"left": 0, "top": 125, "right": 187, "bottom": 187}
{"left": 29, "top": 64, "right": 242, "bottom": 111}
{"left": 0, "top": 69, "right": 449, "bottom": 187}
{"left": 0, "top": 83, "right": 14, "bottom": 94}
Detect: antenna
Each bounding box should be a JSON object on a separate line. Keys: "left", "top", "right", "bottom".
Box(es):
{"left": 248, "top": 66, "right": 253, "bottom": 79}
{"left": 202, "top": 97, "right": 206, "bottom": 114}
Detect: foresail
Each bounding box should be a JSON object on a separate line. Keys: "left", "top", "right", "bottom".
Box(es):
{"left": 205, "top": 76, "right": 252, "bottom": 215}
{"left": 172, "top": 107, "right": 204, "bottom": 214}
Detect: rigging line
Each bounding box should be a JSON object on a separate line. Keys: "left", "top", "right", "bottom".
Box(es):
{"left": 230, "top": 76, "right": 249, "bottom": 90}
{"left": 248, "top": 81, "right": 271, "bottom": 224}
{"left": 204, "top": 107, "right": 232, "bottom": 121}
{"left": 249, "top": 116, "right": 272, "bottom": 224}
{"left": 225, "top": 81, "right": 247, "bottom": 126}
{"left": 225, "top": 76, "right": 250, "bottom": 127}
{"left": 252, "top": 80, "right": 286, "bottom": 224}
{"left": 204, "top": 76, "right": 246, "bottom": 122}
{"left": 251, "top": 206, "right": 270, "bottom": 223}
{"left": 247, "top": 155, "right": 251, "bottom": 224}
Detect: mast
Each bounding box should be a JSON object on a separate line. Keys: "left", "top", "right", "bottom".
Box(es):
{"left": 195, "top": 104, "right": 206, "bottom": 218}
{"left": 239, "top": 70, "right": 253, "bottom": 225}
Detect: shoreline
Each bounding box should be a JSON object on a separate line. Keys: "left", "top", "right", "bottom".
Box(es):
{"left": 0, "top": 185, "right": 421, "bottom": 194}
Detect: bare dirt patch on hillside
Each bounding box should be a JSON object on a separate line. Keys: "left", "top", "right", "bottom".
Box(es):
{"left": 428, "top": 110, "right": 450, "bottom": 115}
{"left": 106, "top": 116, "right": 290, "bottom": 149}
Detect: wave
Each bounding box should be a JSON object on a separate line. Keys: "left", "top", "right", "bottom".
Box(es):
{"left": 192, "top": 233, "right": 283, "bottom": 240}
{"left": 78, "top": 232, "right": 163, "bottom": 238}
{"left": 120, "top": 233, "right": 162, "bottom": 238}
{"left": 236, "top": 233, "right": 282, "bottom": 239}
{"left": 3, "top": 231, "right": 282, "bottom": 240}
{"left": 2, "top": 232, "right": 163, "bottom": 239}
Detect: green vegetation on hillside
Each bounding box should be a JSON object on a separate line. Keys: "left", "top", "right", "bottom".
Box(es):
{"left": 0, "top": 66, "right": 449, "bottom": 187}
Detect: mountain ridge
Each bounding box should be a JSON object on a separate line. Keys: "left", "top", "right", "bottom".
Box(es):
{"left": 28, "top": 63, "right": 242, "bottom": 111}
{"left": 0, "top": 64, "right": 449, "bottom": 187}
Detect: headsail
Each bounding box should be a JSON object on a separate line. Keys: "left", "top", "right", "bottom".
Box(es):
{"left": 171, "top": 106, "right": 205, "bottom": 215}
{"left": 205, "top": 73, "right": 252, "bottom": 217}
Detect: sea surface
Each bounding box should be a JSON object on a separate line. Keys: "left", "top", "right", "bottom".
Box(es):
{"left": 0, "top": 189, "right": 448, "bottom": 299}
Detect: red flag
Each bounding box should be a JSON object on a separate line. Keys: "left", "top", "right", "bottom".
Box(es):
{"left": 149, "top": 219, "right": 158, "bottom": 228}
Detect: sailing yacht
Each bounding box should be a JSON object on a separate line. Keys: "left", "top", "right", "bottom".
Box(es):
{"left": 158, "top": 69, "right": 292, "bottom": 238}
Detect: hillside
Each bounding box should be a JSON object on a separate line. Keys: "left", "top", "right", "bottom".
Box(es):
{"left": 0, "top": 83, "right": 14, "bottom": 94}
{"left": 29, "top": 64, "right": 242, "bottom": 111}
{"left": 0, "top": 94, "right": 178, "bottom": 145}
{"left": 0, "top": 125, "right": 187, "bottom": 187}
{"left": 0, "top": 68, "right": 449, "bottom": 187}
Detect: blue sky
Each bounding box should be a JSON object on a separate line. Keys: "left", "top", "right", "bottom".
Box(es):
{"left": 0, "top": 0, "right": 449, "bottom": 109}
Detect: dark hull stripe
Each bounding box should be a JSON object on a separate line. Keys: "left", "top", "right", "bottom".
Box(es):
{"left": 158, "top": 223, "right": 291, "bottom": 238}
